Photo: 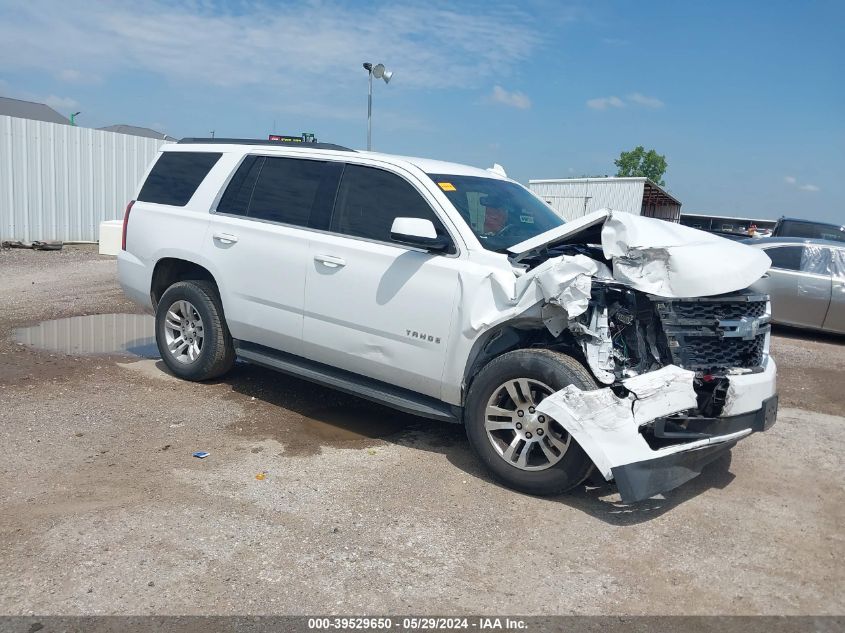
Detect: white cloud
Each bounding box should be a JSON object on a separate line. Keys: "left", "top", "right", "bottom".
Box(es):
{"left": 784, "top": 176, "right": 820, "bottom": 192}
{"left": 0, "top": 0, "right": 540, "bottom": 96}
{"left": 42, "top": 94, "right": 78, "bottom": 110}
{"left": 489, "top": 85, "right": 531, "bottom": 109}
{"left": 587, "top": 93, "right": 664, "bottom": 111}
{"left": 586, "top": 95, "right": 625, "bottom": 110}
{"left": 57, "top": 69, "right": 82, "bottom": 82}
{"left": 627, "top": 92, "right": 664, "bottom": 108}
{"left": 56, "top": 68, "right": 101, "bottom": 84}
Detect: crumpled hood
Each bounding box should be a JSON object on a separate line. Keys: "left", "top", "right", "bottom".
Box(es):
{"left": 508, "top": 209, "right": 772, "bottom": 298}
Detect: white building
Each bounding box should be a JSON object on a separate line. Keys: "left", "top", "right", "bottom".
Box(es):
{"left": 528, "top": 177, "right": 681, "bottom": 222}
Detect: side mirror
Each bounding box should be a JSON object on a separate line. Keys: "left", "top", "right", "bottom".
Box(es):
{"left": 390, "top": 217, "right": 452, "bottom": 253}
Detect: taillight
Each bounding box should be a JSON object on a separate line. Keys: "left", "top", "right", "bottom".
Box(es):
{"left": 121, "top": 200, "right": 135, "bottom": 251}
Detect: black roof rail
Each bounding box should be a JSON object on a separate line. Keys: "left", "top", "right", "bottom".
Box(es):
{"left": 177, "top": 137, "right": 355, "bottom": 152}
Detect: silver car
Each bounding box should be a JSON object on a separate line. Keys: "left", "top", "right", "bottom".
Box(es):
{"left": 745, "top": 237, "right": 845, "bottom": 334}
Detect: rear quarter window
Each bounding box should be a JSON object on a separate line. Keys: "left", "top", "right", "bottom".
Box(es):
{"left": 137, "top": 152, "right": 222, "bottom": 206}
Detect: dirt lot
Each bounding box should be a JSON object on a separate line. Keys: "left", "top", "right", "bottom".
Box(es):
{"left": 0, "top": 246, "right": 843, "bottom": 615}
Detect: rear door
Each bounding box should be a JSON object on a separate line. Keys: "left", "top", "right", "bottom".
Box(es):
{"left": 205, "top": 155, "right": 340, "bottom": 355}
{"left": 301, "top": 163, "right": 462, "bottom": 399}
{"left": 758, "top": 245, "right": 830, "bottom": 328}
{"left": 797, "top": 244, "right": 834, "bottom": 328}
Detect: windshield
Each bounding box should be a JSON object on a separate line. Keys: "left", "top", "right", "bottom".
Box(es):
{"left": 428, "top": 174, "right": 564, "bottom": 251}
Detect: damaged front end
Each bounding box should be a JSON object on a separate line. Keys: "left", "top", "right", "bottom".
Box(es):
{"left": 504, "top": 210, "right": 778, "bottom": 502}
{"left": 547, "top": 286, "right": 777, "bottom": 503}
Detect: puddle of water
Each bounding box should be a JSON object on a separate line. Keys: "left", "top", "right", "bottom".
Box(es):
{"left": 13, "top": 313, "right": 159, "bottom": 358}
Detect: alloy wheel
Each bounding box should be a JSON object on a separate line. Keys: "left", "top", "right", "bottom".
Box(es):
{"left": 163, "top": 299, "right": 204, "bottom": 364}
{"left": 484, "top": 378, "right": 571, "bottom": 471}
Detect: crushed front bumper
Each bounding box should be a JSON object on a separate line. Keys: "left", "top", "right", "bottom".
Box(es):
{"left": 535, "top": 359, "right": 778, "bottom": 504}
{"left": 613, "top": 394, "right": 778, "bottom": 503}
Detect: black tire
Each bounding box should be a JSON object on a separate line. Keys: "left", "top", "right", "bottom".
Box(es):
{"left": 464, "top": 348, "right": 597, "bottom": 496}
{"left": 155, "top": 280, "right": 235, "bottom": 381}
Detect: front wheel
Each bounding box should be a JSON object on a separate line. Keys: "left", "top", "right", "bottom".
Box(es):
{"left": 155, "top": 280, "right": 235, "bottom": 381}
{"left": 464, "top": 349, "right": 597, "bottom": 495}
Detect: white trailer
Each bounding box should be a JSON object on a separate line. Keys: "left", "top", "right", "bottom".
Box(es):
{"left": 528, "top": 176, "right": 681, "bottom": 222}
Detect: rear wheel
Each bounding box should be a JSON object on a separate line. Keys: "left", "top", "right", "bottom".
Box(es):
{"left": 465, "top": 349, "right": 597, "bottom": 495}
{"left": 155, "top": 280, "right": 235, "bottom": 381}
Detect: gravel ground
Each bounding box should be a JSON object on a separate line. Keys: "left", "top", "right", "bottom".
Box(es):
{"left": 0, "top": 246, "right": 842, "bottom": 615}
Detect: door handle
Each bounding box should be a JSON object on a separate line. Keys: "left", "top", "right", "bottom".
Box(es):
{"left": 314, "top": 254, "right": 346, "bottom": 268}
{"left": 213, "top": 232, "right": 239, "bottom": 245}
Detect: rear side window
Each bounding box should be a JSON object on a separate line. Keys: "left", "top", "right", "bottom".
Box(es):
{"left": 248, "top": 157, "right": 326, "bottom": 226}
{"left": 765, "top": 246, "right": 802, "bottom": 271}
{"left": 801, "top": 245, "right": 832, "bottom": 275}
{"left": 138, "top": 152, "right": 221, "bottom": 206}
{"left": 331, "top": 164, "right": 448, "bottom": 245}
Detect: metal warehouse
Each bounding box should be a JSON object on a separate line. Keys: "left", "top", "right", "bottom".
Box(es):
{"left": 528, "top": 177, "right": 681, "bottom": 222}
{"left": 0, "top": 113, "right": 167, "bottom": 243}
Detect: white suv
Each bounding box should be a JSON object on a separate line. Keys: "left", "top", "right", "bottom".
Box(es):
{"left": 119, "top": 139, "right": 778, "bottom": 502}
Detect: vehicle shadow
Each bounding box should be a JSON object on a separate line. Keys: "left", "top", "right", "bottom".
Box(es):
{"left": 771, "top": 323, "right": 845, "bottom": 344}
{"left": 211, "top": 361, "right": 736, "bottom": 526}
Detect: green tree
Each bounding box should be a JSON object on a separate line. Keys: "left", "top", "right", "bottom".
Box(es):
{"left": 614, "top": 146, "right": 668, "bottom": 186}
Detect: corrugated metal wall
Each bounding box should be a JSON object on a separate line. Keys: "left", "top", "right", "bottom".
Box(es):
{"left": 529, "top": 179, "right": 647, "bottom": 220}
{"left": 0, "top": 115, "right": 166, "bottom": 242}
{"left": 642, "top": 204, "right": 680, "bottom": 221}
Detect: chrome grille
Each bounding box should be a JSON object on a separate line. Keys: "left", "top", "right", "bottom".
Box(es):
{"left": 668, "top": 300, "right": 767, "bottom": 322}
{"left": 652, "top": 293, "right": 769, "bottom": 372}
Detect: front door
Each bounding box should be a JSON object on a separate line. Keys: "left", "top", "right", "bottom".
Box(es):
{"left": 302, "top": 164, "right": 461, "bottom": 400}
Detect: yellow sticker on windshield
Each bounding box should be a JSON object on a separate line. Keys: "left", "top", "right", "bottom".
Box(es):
{"left": 438, "top": 182, "right": 456, "bottom": 191}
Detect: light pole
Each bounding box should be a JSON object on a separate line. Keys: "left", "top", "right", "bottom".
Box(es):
{"left": 70, "top": 112, "right": 80, "bottom": 126}
{"left": 363, "top": 62, "right": 393, "bottom": 151}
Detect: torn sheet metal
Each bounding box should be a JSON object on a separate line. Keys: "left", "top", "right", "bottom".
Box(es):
{"left": 580, "top": 306, "right": 615, "bottom": 384}
{"left": 463, "top": 254, "right": 611, "bottom": 335}
{"left": 509, "top": 209, "right": 773, "bottom": 299}
{"left": 720, "top": 357, "right": 778, "bottom": 417}
{"left": 515, "top": 253, "right": 611, "bottom": 318}
{"left": 535, "top": 365, "right": 749, "bottom": 480}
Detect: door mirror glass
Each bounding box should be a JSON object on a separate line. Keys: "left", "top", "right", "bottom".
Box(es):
{"left": 390, "top": 217, "right": 451, "bottom": 252}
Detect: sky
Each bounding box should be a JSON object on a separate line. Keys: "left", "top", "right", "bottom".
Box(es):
{"left": 0, "top": 0, "right": 842, "bottom": 223}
